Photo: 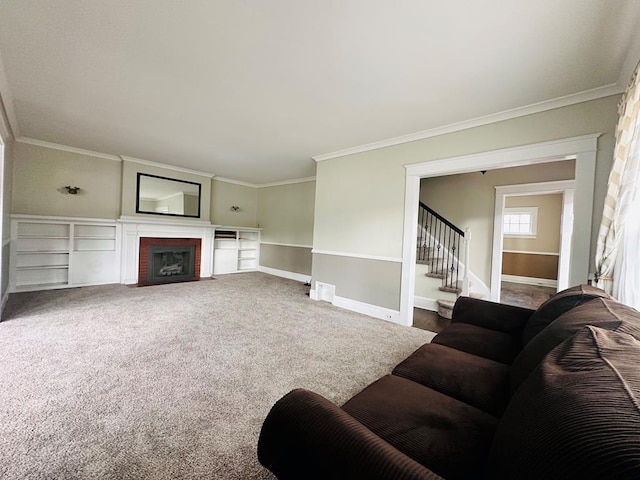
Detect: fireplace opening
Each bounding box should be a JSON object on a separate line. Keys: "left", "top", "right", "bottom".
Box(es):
{"left": 138, "top": 237, "right": 201, "bottom": 286}
{"left": 149, "top": 245, "right": 195, "bottom": 284}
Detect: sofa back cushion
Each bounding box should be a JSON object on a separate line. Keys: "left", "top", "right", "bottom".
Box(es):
{"left": 510, "top": 298, "right": 640, "bottom": 392}
{"left": 489, "top": 326, "right": 640, "bottom": 479}
{"left": 522, "top": 284, "right": 609, "bottom": 345}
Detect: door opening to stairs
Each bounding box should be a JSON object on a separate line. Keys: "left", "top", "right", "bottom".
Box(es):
{"left": 402, "top": 135, "right": 598, "bottom": 328}
{"left": 413, "top": 162, "right": 577, "bottom": 328}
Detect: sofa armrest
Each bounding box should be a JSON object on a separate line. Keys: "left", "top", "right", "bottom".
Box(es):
{"left": 452, "top": 296, "right": 534, "bottom": 334}
{"left": 258, "top": 388, "right": 442, "bottom": 480}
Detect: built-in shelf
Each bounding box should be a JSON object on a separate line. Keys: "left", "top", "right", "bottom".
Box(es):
{"left": 213, "top": 227, "right": 261, "bottom": 275}
{"left": 10, "top": 215, "right": 121, "bottom": 292}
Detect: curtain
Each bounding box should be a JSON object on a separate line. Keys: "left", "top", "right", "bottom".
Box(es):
{"left": 594, "top": 61, "right": 640, "bottom": 309}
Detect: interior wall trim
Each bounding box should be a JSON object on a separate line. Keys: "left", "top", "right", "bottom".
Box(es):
{"left": 313, "top": 88, "right": 620, "bottom": 162}
{"left": 16, "top": 137, "right": 121, "bottom": 162}
{"left": 502, "top": 249, "right": 560, "bottom": 256}
{"left": 258, "top": 266, "right": 311, "bottom": 283}
{"left": 311, "top": 249, "right": 402, "bottom": 263}
{"left": 502, "top": 274, "right": 558, "bottom": 288}
{"left": 261, "top": 241, "right": 313, "bottom": 249}
{"left": 121, "top": 155, "right": 215, "bottom": 178}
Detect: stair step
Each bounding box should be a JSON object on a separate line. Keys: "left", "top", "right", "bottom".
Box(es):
{"left": 439, "top": 285, "right": 462, "bottom": 294}
{"left": 436, "top": 299, "right": 455, "bottom": 319}
{"left": 425, "top": 272, "right": 446, "bottom": 279}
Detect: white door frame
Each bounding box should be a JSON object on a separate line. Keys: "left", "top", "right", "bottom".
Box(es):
{"left": 492, "top": 181, "right": 575, "bottom": 302}
{"left": 400, "top": 134, "right": 599, "bottom": 326}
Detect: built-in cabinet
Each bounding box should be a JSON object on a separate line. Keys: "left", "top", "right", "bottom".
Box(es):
{"left": 10, "top": 216, "right": 261, "bottom": 292}
{"left": 213, "top": 227, "right": 261, "bottom": 275}
{"left": 10, "top": 215, "right": 120, "bottom": 292}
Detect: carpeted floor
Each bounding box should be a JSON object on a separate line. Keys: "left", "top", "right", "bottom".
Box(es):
{"left": 0, "top": 273, "right": 435, "bottom": 479}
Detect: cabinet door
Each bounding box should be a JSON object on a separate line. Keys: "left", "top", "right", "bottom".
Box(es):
{"left": 70, "top": 251, "right": 119, "bottom": 285}
{"left": 213, "top": 249, "right": 238, "bottom": 274}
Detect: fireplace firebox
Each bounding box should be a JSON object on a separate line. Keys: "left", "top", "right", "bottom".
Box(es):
{"left": 138, "top": 237, "right": 201, "bottom": 286}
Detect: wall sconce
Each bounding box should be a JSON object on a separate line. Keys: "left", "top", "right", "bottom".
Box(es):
{"left": 230, "top": 206, "right": 241, "bottom": 212}
{"left": 64, "top": 186, "right": 81, "bottom": 195}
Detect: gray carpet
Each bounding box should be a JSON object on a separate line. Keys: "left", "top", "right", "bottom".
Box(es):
{"left": 0, "top": 273, "right": 435, "bottom": 479}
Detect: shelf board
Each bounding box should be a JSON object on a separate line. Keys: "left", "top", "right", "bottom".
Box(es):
{"left": 75, "top": 235, "right": 116, "bottom": 239}
{"left": 16, "top": 250, "right": 70, "bottom": 254}
{"left": 17, "top": 265, "right": 69, "bottom": 271}
{"left": 18, "top": 235, "right": 70, "bottom": 239}
{"left": 15, "top": 282, "right": 69, "bottom": 291}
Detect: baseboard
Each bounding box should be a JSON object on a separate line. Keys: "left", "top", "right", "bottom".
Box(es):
{"left": 1, "top": 288, "right": 9, "bottom": 316}
{"left": 332, "top": 295, "right": 404, "bottom": 325}
{"left": 502, "top": 274, "right": 557, "bottom": 288}
{"left": 414, "top": 296, "right": 438, "bottom": 312}
{"left": 259, "top": 266, "right": 311, "bottom": 283}
{"left": 309, "top": 283, "right": 404, "bottom": 325}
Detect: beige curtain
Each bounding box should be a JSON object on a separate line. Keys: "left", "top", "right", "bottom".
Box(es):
{"left": 594, "top": 62, "right": 640, "bottom": 297}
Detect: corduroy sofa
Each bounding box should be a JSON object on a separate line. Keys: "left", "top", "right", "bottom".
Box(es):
{"left": 257, "top": 285, "right": 640, "bottom": 479}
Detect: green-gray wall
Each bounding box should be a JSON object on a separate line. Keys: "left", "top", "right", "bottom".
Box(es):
{"left": 257, "top": 181, "right": 315, "bottom": 276}
{"left": 312, "top": 95, "right": 620, "bottom": 311}
{"left": 2, "top": 139, "right": 13, "bottom": 306}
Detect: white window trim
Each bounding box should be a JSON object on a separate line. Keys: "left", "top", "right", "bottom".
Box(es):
{"left": 503, "top": 206, "right": 538, "bottom": 238}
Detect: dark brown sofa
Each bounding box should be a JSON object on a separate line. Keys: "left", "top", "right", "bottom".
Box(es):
{"left": 257, "top": 285, "right": 640, "bottom": 479}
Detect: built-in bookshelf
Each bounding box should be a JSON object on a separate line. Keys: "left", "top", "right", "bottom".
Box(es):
{"left": 10, "top": 215, "right": 120, "bottom": 292}
{"left": 213, "top": 227, "right": 261, "bottom": 275}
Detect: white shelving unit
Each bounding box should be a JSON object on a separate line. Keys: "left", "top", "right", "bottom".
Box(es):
{"left": 213, "top": 227, "right": 261, "bottom": 275}
{"left": 10, "top": 215, "right": 121, "bottom": 292}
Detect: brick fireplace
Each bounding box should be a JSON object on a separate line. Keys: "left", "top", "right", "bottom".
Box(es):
{"left": 138, "top": 237, "right": 202, "bottom": 285}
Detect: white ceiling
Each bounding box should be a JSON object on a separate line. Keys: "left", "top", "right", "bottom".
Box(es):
{"left": 0, "top": 1, "right": 639, "bottom": 184}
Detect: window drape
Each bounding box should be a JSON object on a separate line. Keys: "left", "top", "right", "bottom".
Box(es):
{"left": 594, "top": 61, "right": 640, "bottom": 309}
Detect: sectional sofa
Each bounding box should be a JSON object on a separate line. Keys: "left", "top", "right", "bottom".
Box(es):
{"left": 258, "top": 285, "right": 640, "bottom": 479}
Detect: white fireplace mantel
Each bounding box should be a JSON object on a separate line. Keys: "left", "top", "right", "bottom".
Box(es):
{"left": 118, "top": 217, "right": 217, "bottom": 284}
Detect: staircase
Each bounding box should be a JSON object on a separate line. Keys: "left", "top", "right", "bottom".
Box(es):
{"left": 416, "top": 202, "right": 469, "bottom": 319}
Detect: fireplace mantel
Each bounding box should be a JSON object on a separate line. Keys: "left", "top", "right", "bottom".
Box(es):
{"left": 118, "top": 217, "right": 216, "bottom": 284}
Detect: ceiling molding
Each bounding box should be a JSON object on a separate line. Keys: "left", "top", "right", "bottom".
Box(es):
{"left": 312, "top": 84, "right": 623, "bottom": 163}
{"left": 120, "top": 155, "right": 215, "bottom": 178}
{"left": 257, "top": 176, "right": 316, "bottom": 188}
{"left": 214, "top": 175, "right": 317, "bottom": 188}
{"left": 405, "top": 133, "right": 600, "bottom": 178}
{"left": 213, "top": 176, "right": 258, "bottom": 188}
{"left": 0, "top": 49, "right": 19, "bottom": 139}
{"left": 16, "top": 136, "right": 121, "bottom": 161}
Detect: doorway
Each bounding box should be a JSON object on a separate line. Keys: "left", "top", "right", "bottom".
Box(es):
{"left": 496, "top": 185, "right": 574, "bottom": 308}
{"left": 400, "top": 135, "right": 598, "bottom": 327}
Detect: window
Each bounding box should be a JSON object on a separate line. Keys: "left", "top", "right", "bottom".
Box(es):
{"left": 503, "top": 207, "right": 537, "bottom": 237}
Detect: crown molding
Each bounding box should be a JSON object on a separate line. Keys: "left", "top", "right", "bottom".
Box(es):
{"left": 312, "top": 84, "right": 623, "bottom": 162}
{"left": 16, "top": 137, "right": 121, "bottom": 161}
{"left": 0, "top": 49, "right": 19, "bottom": 139}
{"left": 213, "top": 176, "right": 258, "bottom": 187}
{"left": 119, "top": 155, "right": 215, "bottom": 178}
{"left": 257, "top": 176, "right": 316, "bottom": 188}
{"left": 214, "top": 175, "right": 317, "bottom": 188}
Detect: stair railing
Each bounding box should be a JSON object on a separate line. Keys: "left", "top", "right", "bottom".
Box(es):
{"left": 417, "top": 202, "right": 466, "bottom": 293}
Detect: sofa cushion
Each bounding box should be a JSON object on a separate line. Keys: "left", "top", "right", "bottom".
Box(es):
{"left": 393, "top": 343, "right": 510, "bottom": 416}
{"left": 522, "top": 284, "right": 609, "bottom": 345}
{"left": 488, "top": 326, "right": 640, "bottom": 479}
{"left": 510, "top": 298, "right": 640, "bottom": 392}
{"left": 342, "top": 374, "right": 498, "bottom": 480}
{"left": 431, "top": 322, "right": 520, "bottom": 364}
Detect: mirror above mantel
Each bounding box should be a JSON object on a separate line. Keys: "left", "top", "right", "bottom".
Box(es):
{"left": 136, "top": 173, "right": 202, "bottom": 218}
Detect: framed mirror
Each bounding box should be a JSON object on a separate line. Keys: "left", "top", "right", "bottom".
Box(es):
{"left": 136, "top": 173, "right": 202, "bottom": 218}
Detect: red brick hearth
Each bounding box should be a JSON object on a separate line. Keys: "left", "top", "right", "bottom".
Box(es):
{"left": 138, "top": 237, "right": 202, "bottom": 285}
